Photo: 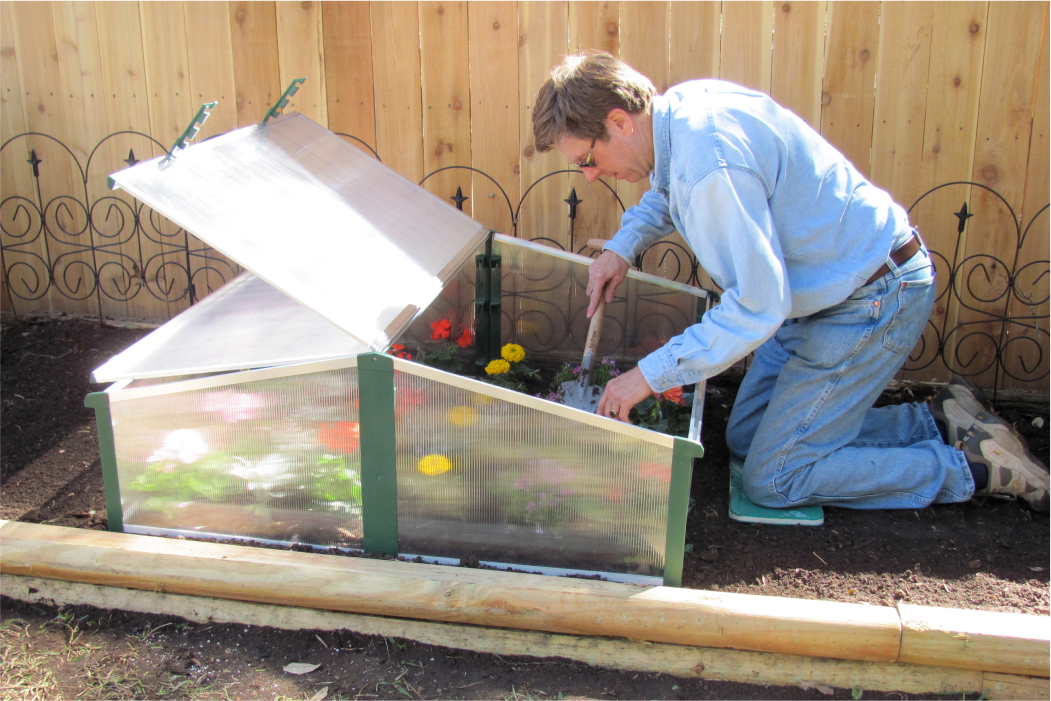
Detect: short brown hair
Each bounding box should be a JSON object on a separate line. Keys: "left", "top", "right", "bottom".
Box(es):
{"left": 532, "top": 51, "right": 656, "bottom": 153}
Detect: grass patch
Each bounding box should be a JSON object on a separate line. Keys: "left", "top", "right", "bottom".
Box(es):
{"left": 0, "top": 617, "right": 59, "bottom": 701}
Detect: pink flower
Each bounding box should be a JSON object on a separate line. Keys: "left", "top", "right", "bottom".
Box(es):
{"left": 203, "top": 392, "right": 264, "bottom": 423}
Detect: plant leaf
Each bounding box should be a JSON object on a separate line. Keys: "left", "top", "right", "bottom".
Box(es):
{"left": 283, "top": 662, "right": 321, "bottom": 675}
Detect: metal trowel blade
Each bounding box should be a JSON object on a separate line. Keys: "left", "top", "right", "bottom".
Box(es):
{"left": 560, "top": 375, "right": 601, "bottom": 413}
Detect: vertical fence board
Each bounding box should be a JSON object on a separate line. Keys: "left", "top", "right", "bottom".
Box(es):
{"left": 721, "top": 1, "right": 773, "bottom": 94}
{"left": 322, "top": 2, "right": 377, "bottom": 156}
{"left": 1004, "top": 4, "right": 1049, "bottom": 389}
{"left": 771, "top": 0, "right": 826, "bottom": 129}
{"left": 518, "top": 1, "right": 570, "bottom": 354}
{"left": 184, "top": 1, "right": 239, "bottom": 301}
{"left": 95, "top": 1, "right": 162, "bottom": 323}
{"left": 870, "top": 2, "right": 934, "bottom": 211}
{"left": 569, "top": 1, "right": 619, "bottom": 55}
{"left": 962, "top": 1, "right": 1045, "bottom": 388}
{"left": 420, "top": 1, "right": 472, "bottom": 210}
{"left": 229, "top": 1, "right": 281, "bottom": 128}
{"left": 908, "top": 1, "right": 990, "bottom": 383}
{"left": 467, "top": 1, "right": 519, "bottom": 236}
{"left": 9, "top": 2, "right": 91, "bottom": 316}
{"left": 1, "top": 0, "right": 35, "bottom": 315}
{"left": 51, "top": 1, "right": 117, "bottom": 318}
{"left": 275, "top": 0, "right": 326, "bottom": 125}
{"left": 372, "top": 1, "right": 424, "bottom": 184}
{"left": 568, "top": 1, "right": 621, "bottom": 255}
{"left": 140, "top": 0, "right": 197, "bottom": 320}
{"left": 618, "top": 1, "right": 667, "bottom": 211}
{"left": 184, "top": 3, "right": 238, "bottom": 140}
{"left": 820, "top": 1, "right": 879, "bottom": 177}
{"left": 519, "top": 1, "right": 569, "bottom": 246}
{"left": 669, "top": 0, "right": 720, "bottom": 85}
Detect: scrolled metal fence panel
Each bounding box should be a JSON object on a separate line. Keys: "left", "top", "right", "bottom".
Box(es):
{"left": 2, "top": 130, "right": 1047, "bottom": 389}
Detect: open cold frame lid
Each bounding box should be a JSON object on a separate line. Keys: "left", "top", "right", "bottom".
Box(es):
{"left": 109, "top": 113, "right": 489, "bottom": 351}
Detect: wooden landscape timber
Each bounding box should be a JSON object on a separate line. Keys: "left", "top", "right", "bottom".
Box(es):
{"left": 1, "top": 520, "right": 1047, "bottom": 696}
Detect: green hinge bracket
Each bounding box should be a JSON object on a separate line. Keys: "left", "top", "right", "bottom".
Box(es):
{"left": 84, "top": 392, "right": 124, "bottom": 533}
{"left": 163, "top": 101, "right": 219, "bottom": 163}
{"left": 261, "top": 78, "right": 306, "bottom": 127}
{"left": 357, "top": 352, "right": 399, "bottom": 556}
{"left": 664, "top": 437, "right": 704, "bottom": 587}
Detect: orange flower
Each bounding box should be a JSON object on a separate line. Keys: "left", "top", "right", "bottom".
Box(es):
{"left": 430, "top": 319, "right": 451, "bottom": 340}
{"left": 456, "top": 325, "right": 473, "bottom": 348}
{"left": 320, "top": 421, "right": 360, "bottom": 452}
{"left": 639, "top": 461, "right": 672, "bottom": 483}
{"left": 654, "top": 386, "right": 687, "bottom": 406}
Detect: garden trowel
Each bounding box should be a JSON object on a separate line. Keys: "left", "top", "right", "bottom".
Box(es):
{"left": 560, "top": 291, "right": 606, "bottom": 414}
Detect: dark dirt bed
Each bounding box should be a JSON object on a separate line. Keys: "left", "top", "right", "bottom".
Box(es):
{"left": 2, "top": 315, "right": 1048, "bottom": 700}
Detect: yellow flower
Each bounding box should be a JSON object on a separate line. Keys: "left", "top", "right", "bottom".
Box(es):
{"left": 446, "top": 405, "right": 479, "bottom": 426}
{"left": 418, "top": 454, "right": 452, "bottom": 476}
{"left": 501, "top": 343, "right": 526, "bottom": 363}
{"left": 485, "top": 359, "right": 511, "bottom": 375}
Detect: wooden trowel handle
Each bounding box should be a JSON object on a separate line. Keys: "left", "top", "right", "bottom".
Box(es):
{"left": 580, "top": 295, "right": 606, "bottom": 374}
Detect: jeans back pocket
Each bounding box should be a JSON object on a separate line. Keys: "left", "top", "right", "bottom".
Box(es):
{"left": 883, "top": 266, "right": 936, "bottom": 354}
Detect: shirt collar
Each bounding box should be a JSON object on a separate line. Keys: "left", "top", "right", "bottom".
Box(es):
{"left": 650, "top": 93, "right": 672, "bottom": 193}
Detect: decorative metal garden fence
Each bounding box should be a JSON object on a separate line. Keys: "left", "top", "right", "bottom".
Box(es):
{"left": 2, "top": 130, "right": 1047, "bottom": 388}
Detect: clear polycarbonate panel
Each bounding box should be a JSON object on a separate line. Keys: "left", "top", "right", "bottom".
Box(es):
{"left": 395, "top": 239, "right": 481, "bottom": 353}
{"left": 110, "top": 113, "right": 488, "bottom": 350}
{"left": 391, "top": 235, "right": 709, "bottom": 369}
{"left": 496, "top": 235, "right": 708, "bottom": 364}
{"left": 393, "top": 369, "right": 675, "bottom": 577}
{"left": 109, "top": 367, "right": 363, "bottom": 548}
{"left": 93, "top": 272, "right": 368, "bottom": 383}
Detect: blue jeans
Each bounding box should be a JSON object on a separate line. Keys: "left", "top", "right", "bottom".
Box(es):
{"left": 725, "top": 247, "right": 974, "bottom": 509}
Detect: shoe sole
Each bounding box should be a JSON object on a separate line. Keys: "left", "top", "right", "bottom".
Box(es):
{"left": 938, "top": 392, "right": 1041, "bottom": 464}
{"left": 946, "top": 381, "right": 986, "bottom": 417}
{"left": 973, "top": 434, "right": 1050, "bottom": 512}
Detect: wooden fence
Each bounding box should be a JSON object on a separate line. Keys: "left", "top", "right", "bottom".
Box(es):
{"left": 1, "top": 1, "right": 1047, "bottom": 388}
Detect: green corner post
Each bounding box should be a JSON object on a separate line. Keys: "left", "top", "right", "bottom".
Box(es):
{"left": 84, "top": 392, "right": 124, "bottom": 533}
{"left": 664, "top": 438, "right": 704, "bottom": 587}
{"left": 357, "top": 353, "right": 399, "bottom": 556}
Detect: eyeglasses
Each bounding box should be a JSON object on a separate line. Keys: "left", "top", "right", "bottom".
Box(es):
{"left": 574, "top": 137, "right": 597, "bottom": 169}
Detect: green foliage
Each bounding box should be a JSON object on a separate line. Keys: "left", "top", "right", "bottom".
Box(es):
{"left": 414, "top": 342, "right": 468, "bottom": 374}
{"left": 628, "top": 392, "right": 694, "bottom": 438}
{"left": 483, "top": 362, "right": 540, "bottom": 393}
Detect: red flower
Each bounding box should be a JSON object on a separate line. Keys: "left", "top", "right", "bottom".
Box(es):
{"left": 654, "top": 386, "right": 687, "bottom": 406}
{"left": 456, "top": 325, "right": 473, "bottom": 348}
{"left": 320, "top": 421, "right": 360, "bottom": 452}
{"left": 430, "top": 319, "right": 451, "bottom": 340}
{"left": 386, "top": 343, "right": 412, "bottom": 360}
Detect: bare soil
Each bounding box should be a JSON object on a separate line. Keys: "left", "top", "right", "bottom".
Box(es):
{"left": 2, "top": 316, "right": 1048, "bottom": 700}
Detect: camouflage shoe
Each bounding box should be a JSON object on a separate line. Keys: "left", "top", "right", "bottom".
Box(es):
{"left": 959, "top": 425, "right": 1050, "bottom": 513}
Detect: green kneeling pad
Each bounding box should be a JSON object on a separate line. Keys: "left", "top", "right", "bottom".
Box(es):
{"left": 729, "top": 457, "right": 824, "bottom": 526}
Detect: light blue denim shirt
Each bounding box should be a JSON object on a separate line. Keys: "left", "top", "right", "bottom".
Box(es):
{"left": 603, "top": 80, "right": 915, "bottom": 391}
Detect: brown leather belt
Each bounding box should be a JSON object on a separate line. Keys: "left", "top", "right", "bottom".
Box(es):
{"left": 866, "top": 234, "right": 923, "bottom": 285}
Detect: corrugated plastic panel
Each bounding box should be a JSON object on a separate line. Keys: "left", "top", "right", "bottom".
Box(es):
{"left": 92, "top": 272, "right": 368, "bottom": 383}
{"left": 110, "top": 366, "right": 363, "bottom": 548}
{"left": 109, "top": 113, "right": 488, "bottom": 351}
{"left": 392, "top": 367, "right": 675, "bottom": 578}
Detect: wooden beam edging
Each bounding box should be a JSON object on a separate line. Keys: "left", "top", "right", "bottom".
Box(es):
{"left": 1, "top": 521, "right": 1047, "bottom": 679}
{"left": 0, "top": 574, "right": 989, "bottom": 697}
